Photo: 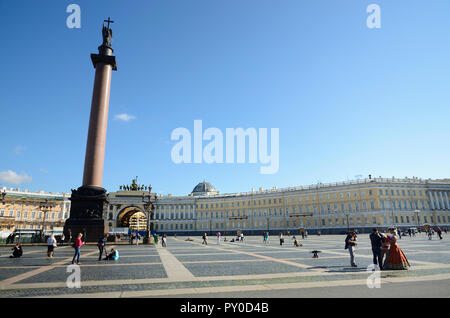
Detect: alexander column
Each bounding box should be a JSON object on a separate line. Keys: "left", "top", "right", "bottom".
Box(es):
{"left": 64, "top": 18, "right": 117, "bottom": 242}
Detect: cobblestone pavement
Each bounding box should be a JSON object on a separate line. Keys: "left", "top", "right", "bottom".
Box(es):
{"left": 0, "top": 234, "right": 449, "bottom": 297}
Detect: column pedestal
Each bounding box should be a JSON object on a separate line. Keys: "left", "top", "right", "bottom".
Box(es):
{"left": 64, "top": 186, "right": 109, "bottom": 242}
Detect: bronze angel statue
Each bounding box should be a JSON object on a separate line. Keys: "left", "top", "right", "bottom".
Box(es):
{"left": 101, "top": 24, "right": 113, "bottom": 48}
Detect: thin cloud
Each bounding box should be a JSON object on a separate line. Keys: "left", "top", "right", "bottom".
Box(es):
{"left": 0, "top": 170, "right": 32, "bottom": 185}
{"left": 13, "top": 145, "right": 26, "bottom": 155}
{"left": 40, "top": 168, "right": 48, "bottom": 173}
{"left": 114, "top": 113, "right": 136, "bottom": 122}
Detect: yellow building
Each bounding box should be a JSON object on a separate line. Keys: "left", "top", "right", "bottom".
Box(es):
{"left": 107, "top": 177, "right": 450, "bottom": 235}
{"left": 0, "top": 187, "right": 71, "bottom": 234}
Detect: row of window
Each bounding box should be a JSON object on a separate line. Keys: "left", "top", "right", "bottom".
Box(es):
{"left": 2, "top": 201, "right": 67, "bottom": 209}
{"left": 153, "top": 199, "right": 435, "bottom": 220}
{"left": 178, "top": 189, "right": 436, "bottom": 210}
{"left": 154, "top": 214, "right": 450, "bottom": 231}
{"left": 0, "top": 209, "right": 68, "bottom": 220}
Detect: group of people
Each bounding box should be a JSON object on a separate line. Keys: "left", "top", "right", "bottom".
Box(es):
{"left": 428, "top": 227, "right": 444, "bottom": 240}
{"left": 129, "top": 233, "right": 141, "bottom": 246}
{"left": 345, "top": 227, "right": 410, "bottom": 270}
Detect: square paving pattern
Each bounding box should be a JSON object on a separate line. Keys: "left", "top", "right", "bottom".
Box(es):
{"left": 0, "top": 234, "right": 449, "bottom": 297}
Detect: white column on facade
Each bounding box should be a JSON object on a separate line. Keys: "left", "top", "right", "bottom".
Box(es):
{"left": 435, "top": 192, "right": 441, "bottom": 210}
{"left": 445, "top": 192, "right": 450, "bottom": 210}
{"left": 439, "top": 192, "right": 445, "bottom": 210}
{"left": 183, "top": 205, "right": 186, "bottom": 219}
{"left": 112, "top": 205, "right": 117, "bottom": 221}
{"left": 429, "top": 192, "right": 435, "bottom": 210}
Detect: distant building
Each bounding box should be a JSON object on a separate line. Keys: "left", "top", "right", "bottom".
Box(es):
{"left": 0, "top": 187, "right": 71, "bottom": 233}
{"left": 107, "top": 177, "right": 450, "bottom": 235}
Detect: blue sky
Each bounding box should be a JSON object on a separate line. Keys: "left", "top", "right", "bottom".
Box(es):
{"left": 1, "top": 0, "right": 449, "bottom": 196}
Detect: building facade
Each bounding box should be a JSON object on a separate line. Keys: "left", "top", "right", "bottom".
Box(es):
{"left": 107, "top": 177, "right": 450, "bottom": 235}
{"left": 0, "top": 187, "right": 71, "bottom": 233}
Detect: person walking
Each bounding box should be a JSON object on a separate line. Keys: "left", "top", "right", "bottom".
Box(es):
{"left": 162, "top": 234, "right": 167, "bottom": 247}
{"left": 47, "top": 234, "right": 57, "bottom": 258}
{"left": 369, "top": 228, "right": 384, "bottom": 270}
{"left": 301, "top": 231, "right": 305, "bottom": 240}
{"left": 436, "top": 227, "right": 443, "bottom": 240}
{"left": 60, "top": 233, "right": 65, "bottom": 246}
{"left": 97, "top": 234, "right": 107, "bottom": 261}
{"left": 72, "top": 233, "right": 84, "bottom": 265}
{"left": 202, "top": 233, "right": 208, "bottom": 245}
{"left": 216, "top": 232, "right": 221, "bottom": 245}
{"left": 279, "top": 233, "right": 284, "bottom": 246}
{"left": 305, "top": 230, "right": 308, "bottom": 238}
{"left": 345, "top": 231, "right": 357, "bottom": 267}
{"left": 136, "top": 233, "right": 140, "bottom": 246}
{"left": 428, "top": 228, "right": 433, "bottom": 240}
{"left": 129, "top": 234, "right": 134, "bottom": 245}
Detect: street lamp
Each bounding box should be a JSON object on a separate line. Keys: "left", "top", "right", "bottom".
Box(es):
{"left": 414, "top": 210, "right": 421, "bottom": 229}
{"left": 142, "top": 186, "right": 157, "bottom": 244}
{"left": 39, "top": 199, "right": 52, "bottom": 241}
{"left": 345, "top": 213, "right": 350, "bottom": 232}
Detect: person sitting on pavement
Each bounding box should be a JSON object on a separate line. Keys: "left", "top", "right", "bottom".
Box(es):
{"left": 294, "top": 238, "right": 302, "bottom": 247}
{"left": 104, "top": 248, "right": 119, "bottom": 261}
{"left": 10, "top": 244, "right": 23, "bottom": 258}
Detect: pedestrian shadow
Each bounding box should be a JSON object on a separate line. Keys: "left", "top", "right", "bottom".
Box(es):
{"left": 307, "top": 265, "right": 368, "bottom": 273}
